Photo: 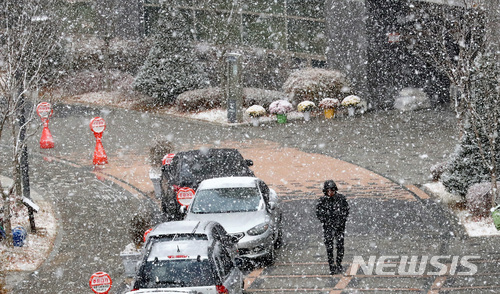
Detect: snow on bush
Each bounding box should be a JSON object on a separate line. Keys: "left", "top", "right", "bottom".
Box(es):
{"left": 318, "top": 98, "right": 340, "bottom": 109}
{"left": 176, "top": 88, "right": 223, "bottom": 112}
{"left": 441, "top": 122, "right": 497, "bottom": 198}
{"left": 175, "top": 87, "right": 287, "bottom": 112}
{"left": 282, "top": 68, "right": 351, "bottom": 106}
{"left": 297, "top": 101, "right": 316, "bottom": 112}
{"left": 242, "top": 88, "right": 287, "bottom": 109}
{"left": 245, "top": 105, "right": 266, "bottom": 117}
{"left": 269, "top": 100, "right": 293, "bottom": 115}
{"left": 341, "top": 95, "right": 361, "bottom": 107}
{"left": 466, "top": 182, "right": 499, "bottom": 218}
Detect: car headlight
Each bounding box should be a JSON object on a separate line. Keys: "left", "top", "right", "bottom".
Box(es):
{"left": 247, "top": 223, "right": 269, "bottom": 236}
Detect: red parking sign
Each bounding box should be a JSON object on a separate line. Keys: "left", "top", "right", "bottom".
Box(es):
{"left": 89, "top": 272, "right": 112, "bottom": 294}
{"left": 177, "top": 187, "right": 195, "bottom": 207}
{"left": 162, "top": 153, "right": 175, "bottom": 166}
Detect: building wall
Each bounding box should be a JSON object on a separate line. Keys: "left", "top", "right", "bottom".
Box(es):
{"left": 326, "top": 0, "right": 451, "bottom": 108}
{"left": 325, "top": 0, "right": 369, "bottom": 104}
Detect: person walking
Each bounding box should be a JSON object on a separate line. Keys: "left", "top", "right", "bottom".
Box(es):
{"left": 316, "top": 180, "right": 350, "bottom": 274}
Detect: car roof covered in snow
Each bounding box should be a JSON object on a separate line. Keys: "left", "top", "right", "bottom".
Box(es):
{"left": 150, "top": 220, "right": 215, "bottom": 237}
{"left": 147, "top": 239, "right": 209, "bottom": 261}
{"left": 197, "top": 176, "right": 259, "bottom": 190}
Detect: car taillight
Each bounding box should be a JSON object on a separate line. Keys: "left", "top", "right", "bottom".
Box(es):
{"left": 216, "top": 285, "right": 229, "bottom": 294}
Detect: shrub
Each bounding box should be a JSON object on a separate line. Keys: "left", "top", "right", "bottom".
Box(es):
{"left": 175, "top": 88, "right": 223, "bottom": 112}
{"left": 441, "top": 122, "right": 500, "bottom": 199}
{"left": 175, "top": 87, "right": 287, "bottom": 112}
{"left": 129, "top": 213, "right": 152, "bottom": 248}
{"left": 269, "top": 100, "right": 293, "bottom": 114}
{"left": 57, "top": 70, "right": 135, "bottom": 96}
{"left": 283, "top": 68, "right": 352, "bottom": 106}
{"left": 466, "top": 182, "right": 499, "bottom": 218}
{"left": 430, "top": 162, "right": 448, "bottom": 182}
{"left": 149, "top": 139, "right": 175, "bottom": 168}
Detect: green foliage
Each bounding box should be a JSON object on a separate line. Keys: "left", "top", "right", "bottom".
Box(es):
{"left": 441, "top": 124, "right": 491, "bottom": 199}
{"left": 133, "top": 6, "right": 209, "bottom": 104}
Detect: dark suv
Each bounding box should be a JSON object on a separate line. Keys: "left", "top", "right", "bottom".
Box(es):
{"left": 160, "top": 148, "right": 254, "bottom": 220}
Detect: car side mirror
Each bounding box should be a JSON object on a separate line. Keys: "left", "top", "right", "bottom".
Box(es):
{"left": 268, "top": 202, "right": 277, "bottom": 211}
{"left": 245, "top": 159, "right": 253, "bottom": 167}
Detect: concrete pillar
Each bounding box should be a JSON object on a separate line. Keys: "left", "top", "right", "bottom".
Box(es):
{"left": 226, "top": 53, "right": 243, "bottom": 123}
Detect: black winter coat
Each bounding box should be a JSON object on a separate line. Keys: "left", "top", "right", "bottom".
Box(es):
{"left": 315, "top": 193, "right": 349, "bottom": 231}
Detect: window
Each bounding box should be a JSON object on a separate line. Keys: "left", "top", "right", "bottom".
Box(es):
{"left": 191, "top": 187, "right": 261, "bottom": 213}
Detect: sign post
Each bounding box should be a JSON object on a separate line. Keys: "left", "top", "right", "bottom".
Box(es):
{"left": 36, "top": 102, "right": 54, "bottom": 149}
{"left": 89, "top": 272, "right": 112, "bottom": 294}
{"left": 90, "top": 117, "right": 108, "bottom": 165}
{"left": 226, "top": 53, "right": 243, "bottom": 123}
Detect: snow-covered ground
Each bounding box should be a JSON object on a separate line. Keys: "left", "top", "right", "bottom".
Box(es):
{"left": 0, "top": 176, "right": 58, "bottom": 272}
{"left": 423, "top": 182, "right": 500, "bottom": 237}
{"left": 2, "top": 91, "right": 499, "bottom": 278}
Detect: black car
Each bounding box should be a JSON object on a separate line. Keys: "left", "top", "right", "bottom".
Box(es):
{"left": 160, "top": 148, "right": 254, "bottom": 220}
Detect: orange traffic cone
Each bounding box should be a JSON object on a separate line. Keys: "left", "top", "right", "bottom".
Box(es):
{"left": 93, "top": 132, "right": 108, "bottom": 165}
{"left": 40, "top": 120, "right": 54, "bottom": 149}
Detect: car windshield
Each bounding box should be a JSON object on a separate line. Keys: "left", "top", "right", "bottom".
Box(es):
{"left": 190, "top": 187, "right": 261, "bottom": 213}
{"left": 135, "top": 259, "right": 215, "bottom": 288}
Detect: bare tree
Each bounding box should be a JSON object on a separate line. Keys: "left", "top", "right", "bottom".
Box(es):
{"left": 405, "top": 1, "right": 500, "bottom": 208}
{"left": 404, "top": 1, "right": 486, "bottom": 132}
{"left": 0, "top": 0, "right": 64, "bottom": 244}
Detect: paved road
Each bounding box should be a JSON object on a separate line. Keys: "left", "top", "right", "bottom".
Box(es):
{"left": 2, "top": 104, "right": 500, "bottom": 293}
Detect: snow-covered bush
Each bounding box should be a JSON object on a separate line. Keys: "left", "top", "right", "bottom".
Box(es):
{"left": 133, "top": 6, "right": 209, "bottom": 104}
{"left": 283, "top": 68, "right": 352, "bottom": 106}
{"left": 318, "top": 98, "right": 340, "bottom": 109}
{"left": 269, "top": 100, "right": 293, "bottom": 115}
{"left": 176, "top": 88, "right": 223, "bottom": 112}
{"left": 175, "top": 87, "right": 287, "bottom": 112}
{"left": 297, "top": 101, "right": 316, "bottom": 112}
{"left": 149, "top": 139, "right": 174, "bottom": 167}
{"left": 129, "top": 213, "right": 152, "bottom": 248}
{"left": 245, "top": 105, "right": 266, "bottom": 118}
{"left": 441, "top": 122, "right": 498, "bottom": 198}
{"left": 341, "top": 95, "right": 362, "bottom": 107}
{"left": 243, "top": 88, "right": 287, "bottom": 109}
{"left": 466, "top": 182, "right": 499, "bottom": 218}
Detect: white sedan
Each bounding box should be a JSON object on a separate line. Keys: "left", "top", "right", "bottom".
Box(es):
{"left": 184, "top": 177, "right": 283, "bottom": 265}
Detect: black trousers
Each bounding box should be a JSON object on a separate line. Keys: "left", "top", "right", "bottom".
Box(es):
{"left": 322, "top": 225, "right": 345, "bottom": 272}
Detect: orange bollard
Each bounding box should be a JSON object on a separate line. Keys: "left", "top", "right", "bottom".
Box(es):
{"left": 36, "top": 102, "right": 54, "bottom": 149}
{"left": 90, "top": 117, "right": 108, "bottom": 165}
